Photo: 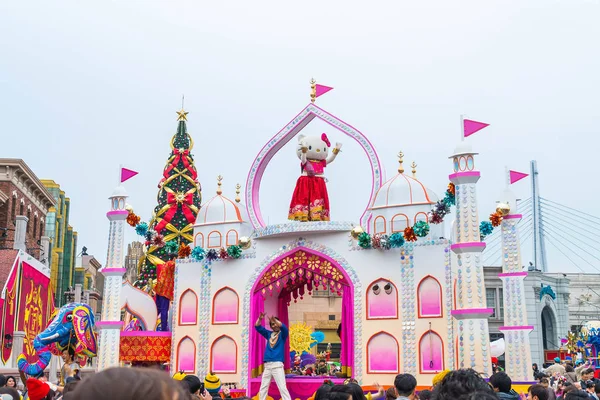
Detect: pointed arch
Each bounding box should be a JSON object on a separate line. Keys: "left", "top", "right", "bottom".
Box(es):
{"left": 366, "top": 278, "right": 398, "bottom": 320}
{"left": 367, "top": 332, "right": 399, "bottom": 374}
{"left": 179, "top": 289, "right": 198, "bottom": 326}
{"left": 244, "top": 103, "right": 384, "bottom": 229}
{"left": 373, "top": 216, "right": 386, "bottom": 234}
{"left": 176, "top": 336, "right": 196, "bottom": 373}
{"left": 194, "top": 232, "right": 204, "bottom": 248}
{"left": 391, "top": 213, "right": 409, "bottom": 233}
{"left": 419, "top": 331, "right": 444, "bottom": 373}
{"left": 212, "top": 287, "right": 239, "bottom": 325}
{"left": 417, "top": 275, "right": 443, "bottom": 318}
{"left": 210, "top": 335, "right": 237, "bottom": 374}
{"left": 207, "top": 231, "right": 222, "bottom": 248}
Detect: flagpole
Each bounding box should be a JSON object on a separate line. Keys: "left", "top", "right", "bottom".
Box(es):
{"left": 119, "top": 164, "right": 123, "bottom": 186}
{"left": 505, "top": 166, "right": 510, "bottom": 189}
{"left": 460, "top": 114, "right": 465, "bottom": 142}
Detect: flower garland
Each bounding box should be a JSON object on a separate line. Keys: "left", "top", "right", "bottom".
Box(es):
{"left": 125, "top": 208, "right": 245, "bottom": 262}
{"left": 353, "top": 182, "right": 510, "bottom": 248}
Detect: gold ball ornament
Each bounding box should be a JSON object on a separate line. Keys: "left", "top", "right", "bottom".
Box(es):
{"left": 350, "top": 226, "right": 364, "bottom": 240}
{"left": 496, "top": 202, "right": 511, "bottom": 216}
{"left": 125, "top": 204, "right": 134, "bottom": 213}
{"left": 238, "top": 236, "right": 252, "bottom": 250}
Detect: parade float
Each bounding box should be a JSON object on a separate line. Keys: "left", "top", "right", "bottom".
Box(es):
{"left": 96, "top": 81, "right": 534, "bottom": 397}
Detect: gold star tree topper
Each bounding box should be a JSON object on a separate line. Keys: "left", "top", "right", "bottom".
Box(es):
{"left": 176, "top": 108, "right": 189, "bottom": 121}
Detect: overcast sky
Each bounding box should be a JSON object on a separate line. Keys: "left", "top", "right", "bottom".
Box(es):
{"left": 1, "top": 1, "right": 599, "bottom": 274}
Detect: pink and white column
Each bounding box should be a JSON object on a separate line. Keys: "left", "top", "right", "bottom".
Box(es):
{"left": 498, "top": 207, "right": 533, "bottom": 381}
{"left": 96, "top": 185, "right": 128, "bottom": 371}
{"left": 449, "top": 143, "right": 493, "bottom": 377}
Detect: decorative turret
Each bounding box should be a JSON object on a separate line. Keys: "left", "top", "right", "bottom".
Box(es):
{"left": 449, "top": 124, "right": 493, "bottom": 376}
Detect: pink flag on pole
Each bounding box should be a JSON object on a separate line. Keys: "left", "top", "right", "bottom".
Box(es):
{"left": 315, "top": 84, "right": 333, "bottom": 98}
{"left": 509, "top": 170, "right": 529, "bottom": 184}
{"left": 463, "top": 119, "right": 490, "bottom": 137}
{"left": 121, "top": 168, "right": 138, "bottom": 183}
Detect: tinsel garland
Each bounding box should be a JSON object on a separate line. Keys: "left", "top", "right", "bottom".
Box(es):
{"left": 379, "top": 234, "right": 391, "bottom": 250}
{"left": 403, "top": 226, "right": 417, "bottom": 242}
{"left": 371, "top": 234, "right": 382, "bottom": 249}
{"left": 489, "top": 212, "right": 503, "bottom": 227}
{"left": 413, "top": 221, "right": 430, "bottom": 237}
{"left": 135, "top": 222, "right": 149, "bottom": 237}
{"left": 389, "top": 232, "right": 405, "bottom": 248}
{"left": 219, "top": 248, "right": 229, "bottom": 259}
{"left": 358, "top": 232, "right": 372, "bottom": 249}
{"left": 227, "top": 245, "right": 242, "bottom": 259}
{"left": 178, "top": 243, "right": 191, "bottom": 258}
{"left": 145, "top": 229, "right": 156, "bottom": 241}
{"left": 191, "top": 246, "right": 205, "bottom": 261}
{"left": 206, "top": 249, "right": 218, "bottom": 261}
{"left": 126, "top": 213, "right": 141, "bottom": 227}
{"left": 165, "top": 240, "right": 179, "bottom": 255}
{"left": 479, "top": 221, "right": 494, "bottom": 240}
{"left": 153, "top": 233, "right": 166, "bottom": 248}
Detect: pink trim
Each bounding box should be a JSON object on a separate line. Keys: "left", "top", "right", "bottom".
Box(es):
{"left": 451, "top": 308, "right": 493, "bottom": 315}
{"left": 499, "top": 325, "right": 534, "bottom": 331}
{"left": 120, "top": 331, "right": 172, "bottom": 337}
{"left": 498, "top": 272, "right": 528, "bottom": 277}
{"left": 245, "top": 103, "right": 383, "bottom": 229}
{"left": 106, "top": 210, "right": 129, "bottom": 216}
{"left": 503, "top": 214, "right": 522, "bottom": 219}
{"left": 101, "top": 268, "right": 126, "bottom": 274}
{"left": 448, "top": 171, "right": 481, "bottom": 180}
{"left": 451, "top": 242, "right": 486, "bottom": 249}
{"left": 97, "top": 321, "right": 124, "bottom": 328}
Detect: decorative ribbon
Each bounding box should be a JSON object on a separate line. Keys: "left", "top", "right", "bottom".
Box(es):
{"left": 321, "top": 133, "right": 330, "bottom": 147}
{"left": 163, "top": 149, "right": 197, "bottom": 180}
{"left": 162, "top": 222, "right": 193, "bottom": 243}
{"left": 154, "top": 192, "right": 196, "bottom": 232}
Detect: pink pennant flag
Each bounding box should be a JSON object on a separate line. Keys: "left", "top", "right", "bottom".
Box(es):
{"left": 463, "top": 119, "right": 490, "bottom": 137}
{"left": 509, "top": 170, "right": 529, "bottom": 184}
{"left": 120, "top": 168, "right": 138, "bottom": 183}
{"left": 315, "top": 84, "right": 333, "bottom": 98}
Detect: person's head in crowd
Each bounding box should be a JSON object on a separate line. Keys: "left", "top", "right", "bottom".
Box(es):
{"left": 554, "top": 357, "right": 561, "bottom": 364}
{"left": 25, "top": 378, "right": 54, "bottom": 400}
{"left": 581, "top": 368, "right": 595, "bottom": 381}
{"left": 314, "top": 383, "right": 333, "bottom": 400}
{"left": 431, "top": 369, "right": 494, "bottom": 400}
{"left": 0, "top": 376, "right": 5, "bottom": 388}
{"left": 533, "top": 363, "right": 539, "bottom": 371}
{"left": 528, "top": 384, "right": 549, "bottom": 400}
{"left": 565, "top": 364, "right": 575, "bottom": 373}
{"left": 458, "top": 392, "right": 499, "bottom": 400}
{"left": 329, "top": 385, "right": 353, "bottom": 400}
{"left": 70, "top": 367, "right": 189, "bottom": 400}
{"left": 565, "top": 390, "right": 593, "bottom": 400}
{"left": 0, "top": 387, "right": 21, "bottom": 400}
{"left": 4, "top": 376, "right": 16, "bottom": 389}
{"left": 182, "top": 374, "right": 202, "bottom": 395}
{"left": 384, "top": 387, "right": 397, "bottom": 400}
{"left": 394, "top": 374, "right": 417, "bottom": 399}
{"left": 489, "top": 371, "right": 512, "bottom": 394}
{"left": 416, "top": 389, "right": 432, "bottom": 400}
{"left": 540, "top": 378, "right": 550, "bottom": 388}
{"left": 346, "top": 383, "right": 367, "bottom": 400}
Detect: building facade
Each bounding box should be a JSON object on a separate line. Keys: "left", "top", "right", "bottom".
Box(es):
{"left": 73, "top": 254, "right": 104, "bottom": 319}
{"left": 484, "top": 266, "right": 570, "bottom": 366}
{"left": 0, "top": 159, "right": 55, "bottom": 261}
{"left": 547, "top": 273, "right": 600, "bottom": 332}
{"left": 40, "top": 180, "right": 78, "bottom": 306}
{"left": 124, "top": 241, "right": 144, "bottom": 283}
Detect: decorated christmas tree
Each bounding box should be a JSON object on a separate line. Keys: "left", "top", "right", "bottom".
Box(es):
{"left": 134, "top": 108, "right": 202, "bottom": 288}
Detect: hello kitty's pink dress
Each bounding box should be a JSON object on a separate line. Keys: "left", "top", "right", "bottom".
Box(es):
{"left": 288, "top": 158, "right": 330, "bottom": 221}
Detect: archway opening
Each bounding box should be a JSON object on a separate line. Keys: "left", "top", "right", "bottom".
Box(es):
{"left": 249, "top": 247, "right": 354, "bottom": 388}
{"left": 541, "top": 306, "right": 557, "bottom": 350}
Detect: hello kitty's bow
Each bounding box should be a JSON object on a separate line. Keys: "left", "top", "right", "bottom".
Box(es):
{"left": 321, "top": 133, "right": 331, "bottom": 147}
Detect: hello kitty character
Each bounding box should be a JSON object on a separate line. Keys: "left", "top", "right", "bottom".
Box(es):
{"left": 288, "top": 133, "right": 342, "bottom": 221}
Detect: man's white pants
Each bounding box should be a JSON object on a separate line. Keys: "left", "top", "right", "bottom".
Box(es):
{"left": 259, "top": 361, "right": 291, "bottom": 400}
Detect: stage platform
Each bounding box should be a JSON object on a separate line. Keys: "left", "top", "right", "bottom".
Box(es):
{"left": 249, "top": 377, "right": 345, "bottom": 399}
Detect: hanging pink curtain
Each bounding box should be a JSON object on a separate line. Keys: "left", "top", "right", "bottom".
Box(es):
{"left": 278, "top": 292, "right": 291, "bottom": 372}
{"left": 250, "top": 293, "right": 265, "bottom": 377}
{"left": 340, "top": 288, "right": 354, "bottom": 377}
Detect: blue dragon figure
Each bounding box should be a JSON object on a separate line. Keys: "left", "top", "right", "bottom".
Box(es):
{"left": 17, "top": 303, "right": 97, "bottom": 376}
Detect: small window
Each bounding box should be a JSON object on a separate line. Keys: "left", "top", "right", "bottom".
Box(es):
{"left": 373, "top": 216, "right": 386, "bottom": 234}
{"left": 211, "top": 336, "right": 237, "bottom": 373}
{"left": 208, "top": 232, "right": 222, "bottom": 248}
{"left": 418, "top": 276, "right": 443, "bottom": 318}
{"left": 194, "top": 233, "right": 204, "bottom": 248}
{"left": 420, "top": 331, "right": 444, "bottom": 373}
{"left": 367, "top": 279, "right": 398, "bottom": 319}
{"left": 486, "top": 288, "right": 497, "bottom": 318}
{"left": 179, "top": 290, "right": 198, "bottom": 325}
{"left": 225, "top": 230, "right": 238, "bottom": 247}
{"left": 212, "top": 287, "right": 239, "bottom": 324}
{"left": 414, "top": 212, "right": 428, "bottom": 224}
{"left": 367, "top": 332, "right": 399, "bottom": 373}
{"left": 328, "top": 315, "right": 335, "bottom": 321}
{"left": 391, "top": 214, "right": 409, "bottom": 233}
{"left": 177, "top": 337, "right": 196, "bottom": 373}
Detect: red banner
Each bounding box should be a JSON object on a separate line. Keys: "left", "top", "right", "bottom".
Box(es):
{"left": 17, "top": 261, "right": 51, "bottom": 364}
{"left": 120, "top": 335, "right": 172, "bottom": 362}
{"left": 1, "top": 259, "right": 19, "bottom": 363}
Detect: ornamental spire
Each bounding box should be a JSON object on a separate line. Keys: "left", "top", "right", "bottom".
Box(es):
{"left": 235, "top": 183, "right": 241, "bottom": 203}
{"left": 217, "top": 175, "right": 223, "bottom": 195}
{"left": 397, "top": 151, "right": 405, "bottom": 174}
{"left": 411, "top": 161, "right": 417, "bottom": 178}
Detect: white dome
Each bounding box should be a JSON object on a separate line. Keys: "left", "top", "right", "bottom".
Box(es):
{"left": 109, "top": 185, "right": 128, "bottom": 198}
{"left": 370, "top": 173, "right": 438, "bottom": 209}
{"left": 195, "top": 194, "right": 243, "bottom": 225}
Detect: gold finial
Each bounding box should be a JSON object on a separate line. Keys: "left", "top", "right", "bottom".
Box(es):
{"left": 235, "top": 183, "right": 241, "bottom": 203}
{"left": 216, "top": 175, "right": 223, "bottom": 195}
{"left": 411, "top": 161, "right": 417, "bottom": 178}
{"left": 397, "top": 151, "right": 405, "bottom": 174}
{"left": 310, "top": 78, "right": 316, "bottom": 103}
{"left": 176, "top": 108, "right": 189, "bottom": 121}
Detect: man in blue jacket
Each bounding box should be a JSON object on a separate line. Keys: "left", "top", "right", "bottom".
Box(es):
{"left": 255, "top": 312, "right": 291, "bottom": 400}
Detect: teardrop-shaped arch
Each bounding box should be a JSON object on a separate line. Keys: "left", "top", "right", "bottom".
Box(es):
{"left": 245, "top": 103, "right": 384, "bottom": 229}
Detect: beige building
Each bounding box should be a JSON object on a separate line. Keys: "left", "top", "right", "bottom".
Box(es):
{"left": 124, "top": 241, "right": 144, "bottom": 283}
